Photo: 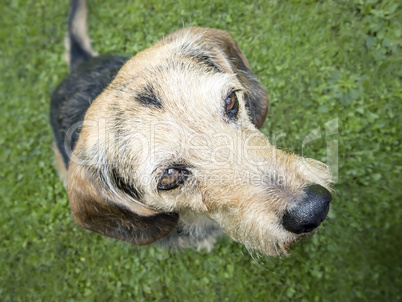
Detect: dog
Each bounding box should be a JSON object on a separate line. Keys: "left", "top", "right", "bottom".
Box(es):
{"left": 50, "top": 0, "right": 333, "bottom": 256}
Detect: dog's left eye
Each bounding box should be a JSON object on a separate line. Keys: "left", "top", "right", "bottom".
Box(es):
{"left": 225, "top": 91, "right": 239, "bottom": 120}
{"left": 158, "top": 167, "right": 190, "bottom": 190}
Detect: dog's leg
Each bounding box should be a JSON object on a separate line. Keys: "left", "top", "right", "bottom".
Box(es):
{"left": 65, "top": 0, "right": 98, "bottom": 69}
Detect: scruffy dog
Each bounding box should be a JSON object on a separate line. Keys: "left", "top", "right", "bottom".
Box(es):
{"left": 51, "top": 0, "right": 333, "bottom": 256}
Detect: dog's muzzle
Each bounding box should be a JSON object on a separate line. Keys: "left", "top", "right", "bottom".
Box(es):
{"left": 282, "top": 185, "right": 332, "bottom": 234}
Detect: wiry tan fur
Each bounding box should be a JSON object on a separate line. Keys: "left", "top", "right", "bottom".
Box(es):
{"left": 63, "top": 27, "right": 333, "bottom": 256}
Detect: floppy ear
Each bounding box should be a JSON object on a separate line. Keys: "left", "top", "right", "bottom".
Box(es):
{"left": 194, "top": 28, "right": 269, "bottom": 129}
{"left": 67, "top": 160, "right": 179, "bottom": 245}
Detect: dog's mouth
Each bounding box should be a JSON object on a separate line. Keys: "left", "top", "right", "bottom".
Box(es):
{"left": 282, "top": 233, "right": 311, "bottom": 255}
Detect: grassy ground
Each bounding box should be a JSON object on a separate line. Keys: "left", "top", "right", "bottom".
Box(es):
{"left": 1, "top": 0, "right": 401, "bottom": 301}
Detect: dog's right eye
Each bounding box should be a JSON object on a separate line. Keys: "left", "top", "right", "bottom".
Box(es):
{"left": 158, "top": 167, "right": 189, "bottom": 190}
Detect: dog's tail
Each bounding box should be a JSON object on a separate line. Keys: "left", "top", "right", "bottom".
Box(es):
{"left": 65, "top": 0, "right": 98, "bottom": 69}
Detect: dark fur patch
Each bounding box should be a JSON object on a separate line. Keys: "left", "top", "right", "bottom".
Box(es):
{"left": 89, "top": 164, "right": 143, "bottom": 201}
{"left": 135, "top": 84, "right": 162, "bottom": 108}
{"left": 243, "top": 87, "right": 269, "bottom": 128}
{"left": 191, "top": 53, "right": 222, "bottom": 73}
{"left": 50, "top": 55, "right": 128, "bottom": 167}
{"left": 111, "top": 168, "right": 143, "bottom": 200}
{"left": 178, "top": 43, "right": 222, "bottom": 73}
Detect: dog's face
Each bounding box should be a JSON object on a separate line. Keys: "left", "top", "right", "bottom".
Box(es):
{"left": 67, "top": 28, "right": 332, "bottom": 256}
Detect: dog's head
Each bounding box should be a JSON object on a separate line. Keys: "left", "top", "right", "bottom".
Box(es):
{"left": 67, "top": 27, "right": 332, "bottom": 256}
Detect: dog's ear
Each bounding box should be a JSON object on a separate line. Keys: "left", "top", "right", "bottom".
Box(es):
{"left": 67, "top": 160, "right": 178, "bottom": 245}
{"left": 182, "top": 28, "right": 269, "bottom": 128}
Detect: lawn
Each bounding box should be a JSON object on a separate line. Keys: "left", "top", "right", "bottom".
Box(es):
{"left": 0, "top": 0, "right": 400, "bottom": 301}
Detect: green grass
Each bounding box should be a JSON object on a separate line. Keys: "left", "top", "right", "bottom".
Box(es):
{"left": 1, "top": 0, "right": 401, "bottom": 301}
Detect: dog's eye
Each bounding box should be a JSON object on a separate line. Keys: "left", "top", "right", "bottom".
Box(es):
{"left": 158, "top": 167, "right": 190, "bottom": 190}
{"left": 225, "top": 91, "right": 239, "bottom": 120}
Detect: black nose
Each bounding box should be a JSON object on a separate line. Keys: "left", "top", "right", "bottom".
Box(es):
{"left": 282, "top": 185, "right": 332, "bottom": 234}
